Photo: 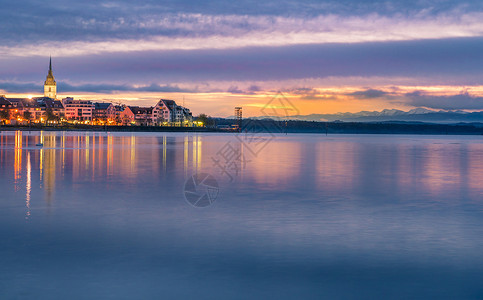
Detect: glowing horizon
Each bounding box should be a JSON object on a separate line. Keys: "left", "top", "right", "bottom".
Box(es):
{"left": 1, "top": 0, "right": 482, "bottom": 116}
{"left": 4, "top": 83, "right": 483, "bottom": 118}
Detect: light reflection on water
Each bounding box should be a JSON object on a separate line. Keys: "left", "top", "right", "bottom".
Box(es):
{"left": 1, "top": 131, "right": 483, "bottom": 299}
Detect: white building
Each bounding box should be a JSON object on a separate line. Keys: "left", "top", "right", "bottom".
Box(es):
{"left": 62, "top": 98, "right": 94, "bottom": 121}
{"left": 153, "top": 99, "right": 192, "bottom": 125}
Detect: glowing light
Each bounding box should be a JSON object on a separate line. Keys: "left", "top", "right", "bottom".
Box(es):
{"left": 26, "top": 152, "right": 31, "bottom": 219}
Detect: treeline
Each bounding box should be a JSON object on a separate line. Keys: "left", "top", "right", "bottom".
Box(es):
{"left": 215, "top": 118, "right": 483, "bottom": 135}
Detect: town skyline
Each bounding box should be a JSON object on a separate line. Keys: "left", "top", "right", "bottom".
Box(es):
{"left": 1, "top": 0, "right": 482, "bottom": 118}
{"left": 3, "top": 55, "right": 483, "bottom": 120}
{"left": 0, "top": 57, "right": 194, "bottom": 126}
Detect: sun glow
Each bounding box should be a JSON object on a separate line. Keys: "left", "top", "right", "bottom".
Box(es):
{"left": 4, "top": 84, "right": 483, "bottom": 118}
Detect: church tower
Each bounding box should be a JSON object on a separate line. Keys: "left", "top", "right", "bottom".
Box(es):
{"left": 44, "top": 57, "right": 57, "bottom": 99}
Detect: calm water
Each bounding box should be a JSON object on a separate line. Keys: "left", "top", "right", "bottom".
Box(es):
{"left": 1, "top": 131, "right": 483, "bottom": 299}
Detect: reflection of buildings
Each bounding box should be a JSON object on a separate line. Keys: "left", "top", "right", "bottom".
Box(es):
{"left": 7, "top": 132, "right": 483, "bottom": 202}
{"left": 1, "top": 131, "right": 210, "bottom": 217}
{"left": 157, "top": 135, "right": 202, "bottom": 179}
{"left": 26, "top": 152, "right": 31, "bottom": 219}
{"left": 14, "top": 131, "right": 22, "bottom": 191}
{"left": 42, "top": 135, "right": 56, "bottom": 205}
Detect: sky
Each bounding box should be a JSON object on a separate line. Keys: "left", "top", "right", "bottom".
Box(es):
{"left": 1, "top": 0, "right": 483, "bottom": 117}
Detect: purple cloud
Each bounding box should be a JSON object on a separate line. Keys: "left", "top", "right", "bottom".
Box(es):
{"left": 406, "top": 91, "right": 483, "bottom": 110}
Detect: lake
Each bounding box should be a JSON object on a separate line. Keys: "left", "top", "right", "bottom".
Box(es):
{"left": 1, "top": 131, "right": 483, "bottom": 299}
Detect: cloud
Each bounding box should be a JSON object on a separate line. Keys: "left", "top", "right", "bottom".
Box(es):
{"left": 227, "top": 86, "right": 244, "bottom": 94}
{"left": 2, "top": 36, "right": 481, "bottom": 86}
{"left": 285, "top": 87, "right": 339, "bottom": 101}
{"left": 2, "top": 8, "right": 483, "bottom": 56}
{"left": 0, "top": 82, "right": 42, "bottom": 93}
{"left": 0, "top": 81, "right": 194, "bottom": 94}
{"left": 227, "top": 84, "right": 263, "bottom": 94}
{"left": 248, "top": 85, "right": 261, "bottom": 92}
{"left": 62, "top": 83, "right": 196, "bottom": 93}
{"left": 348, "top": 89, "right": 389, "bottom": 99}
{"left": 406, "top": 91, "right": 483, "bottom": 109}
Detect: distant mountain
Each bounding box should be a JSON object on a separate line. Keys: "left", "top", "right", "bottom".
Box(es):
{"left": 261, "top": 109, "right": 483, "bottom": 123}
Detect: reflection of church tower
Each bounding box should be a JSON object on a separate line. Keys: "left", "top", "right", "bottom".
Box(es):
{"left": 44, "top": 57, "right": 57, "bottom": 99}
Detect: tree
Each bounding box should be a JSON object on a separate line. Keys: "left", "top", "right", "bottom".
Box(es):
{"left": 197, "top": 113, "right": 208, "bottom": 125}
{"left": 196, "top": 114, "right": 215, "bottom": 127}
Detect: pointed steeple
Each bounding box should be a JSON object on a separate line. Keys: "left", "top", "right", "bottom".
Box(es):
{"left": 44, "top": 56, "right": 57, "bottom": 98}
{"left": 45, "top": 56, "right": 56, "bottom": 84}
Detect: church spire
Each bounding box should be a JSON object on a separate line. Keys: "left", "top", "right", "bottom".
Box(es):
{"left": 47, "top": 56, "right": 54, "bottom": 78}
{"left": 44, "top": 56, "right": 57, "bottom": 99}
{"left": 45, "top": 56, "right": 55, "bottom": 82}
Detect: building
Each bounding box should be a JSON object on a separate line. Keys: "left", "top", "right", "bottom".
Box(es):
{"left": 0, "top": 97, "right": 64, "bottom": 123}
{"left": 0, "top": 97, "right": 13, "bottom": 123}
{"left": 6, "top": 98, "right": 41, "bottom": 120}
{"left": 44, "top": 57, "right": 57, "bottom": 99}
{"left": 153, "top": 99, "right": 192, "bottom": 125}
{"left": 30, "top": 97, "right": 64, "bottom": 121}
{"left": 40, "top": 98, "right": 64, "bottom": 119}
{"left": 121, "top": 106, "right": 154, "bottom": 126}
{"left": 176, "top": 106, "right": 193, "bottom": 125}
{"left": 235, "top": 107, "right": 242, "bottom": 129}
{"left": 107, "top": 104, "right": 125, "bottom": 124}
{"left": 0, "top": 96, "right": 13, "bottom": 109}
{"left": 62, "top": 98, "right": 94, "bottom": 121}
{"left": 93, "top": 102, "right": 112, "bottom": 123}
{"left": 7, "top": 98, "right": 25, "bottom": 109}
{"left": 153, "top": 99, "right": 175, "bottom": 124}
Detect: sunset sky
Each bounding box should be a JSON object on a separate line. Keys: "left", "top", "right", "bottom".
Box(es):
{"left": 1, "top": 0, "right": 483, "bottom": 117}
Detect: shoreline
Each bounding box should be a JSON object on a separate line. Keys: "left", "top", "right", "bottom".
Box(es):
{"left": 0, "top": 125, "right": 220, "bottom": 133}
{"left": 1, "top": 122, "right": 483, "bottom": 135}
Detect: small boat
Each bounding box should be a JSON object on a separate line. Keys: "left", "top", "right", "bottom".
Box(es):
{"left": 36, "top": 143, "right": 43, "bottom": 147}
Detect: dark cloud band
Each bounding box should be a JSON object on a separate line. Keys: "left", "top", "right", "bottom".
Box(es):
{"left": 1, "top": 37, "right": 482, "bottom": 85}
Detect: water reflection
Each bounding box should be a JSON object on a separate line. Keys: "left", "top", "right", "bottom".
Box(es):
{"left": 14, "top": 131, "right": 22, "bottom": 191}
{"left": 26, "top": 152, "right": 31, "bottom": 219}
{"left": 1, "top": 131, "right": 211, "bottom": 215}
{"left": 1, "top": 132, "right": 483, "bottom": 216}
{"left": 316, "top": 140, "right": 356, "bottom": 191}
{"left": 1, "top": 132, "right": 483, "bottom": 298}
{"left": 43, "top": 135, "right": 56, "bottom": 205}
{"left": 248, "top": 139, "right": 302, "bottom": 187}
